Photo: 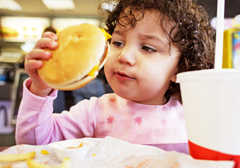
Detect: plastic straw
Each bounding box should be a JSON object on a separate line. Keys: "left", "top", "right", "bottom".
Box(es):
{"left": 214, "top": 0, "right": 225, "bottom": 69}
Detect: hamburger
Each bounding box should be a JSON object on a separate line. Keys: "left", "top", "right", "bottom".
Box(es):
{"left": 38, "top": 23, "right": 111, "bottom": 90}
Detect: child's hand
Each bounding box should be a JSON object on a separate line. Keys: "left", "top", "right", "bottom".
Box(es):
{"left": 24, "top": 32, "right": 58, "bottom": 97}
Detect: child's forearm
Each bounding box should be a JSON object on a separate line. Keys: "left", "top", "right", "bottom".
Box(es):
{"left": 15, "top": 78, "right": 58, "bottom": 145}
{"left": 15, "top": 98, "right": 55, "bottom": 145}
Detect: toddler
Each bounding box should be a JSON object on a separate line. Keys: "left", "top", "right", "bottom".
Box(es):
{"left": 16, "top": 0, "right": 215, "bottom": 154}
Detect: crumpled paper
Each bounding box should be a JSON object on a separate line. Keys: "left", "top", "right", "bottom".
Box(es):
{"left": 0, "top": 136, "right": 234, "bottom": 168}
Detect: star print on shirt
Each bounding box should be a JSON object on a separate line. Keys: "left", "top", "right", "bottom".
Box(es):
{"left": 107, "top": 116, "right": 114, "bottom": 124}
{"left": 161, "top": 119, "right": 167, "bottom": 126}
{"left": 135, "top": 117, "right": 142, "bottom": 125}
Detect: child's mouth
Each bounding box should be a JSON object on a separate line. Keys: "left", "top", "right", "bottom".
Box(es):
{"left": 117, "top": 72, "right": 128, "bottom": 77}
{"left": 114, "top": 71, "right": 134, "bottom": 81}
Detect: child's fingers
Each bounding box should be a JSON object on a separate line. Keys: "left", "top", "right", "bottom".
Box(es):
{"left": 34, "top": 37, "right": 58, "bottom": 50}
{"left": 24, "top": 59, "right": 43, "bottom": 83}
{"left": 42, "top": 31, "right": 58, "bottom": 40}
{"left": 25, "top": 49, "right": 52, "bottom": 61}
{"left": 25, "top": 49, "right": 52, "bottom": 79}
{"left": 25, "top": 59, "right": 43, "bottom": 71}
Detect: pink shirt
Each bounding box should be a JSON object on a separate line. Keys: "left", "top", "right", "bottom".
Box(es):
{"left": 16, "top": 79, "right": 188, "bottom": 153}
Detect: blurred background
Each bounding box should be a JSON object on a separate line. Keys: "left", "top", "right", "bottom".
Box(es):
{"left": 0, "top": 0, "right": 239, "bottom": 147}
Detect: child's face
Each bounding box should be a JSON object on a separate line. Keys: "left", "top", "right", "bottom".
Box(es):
{"left": 104, "top": 9, "right": 180, "bottom": 105}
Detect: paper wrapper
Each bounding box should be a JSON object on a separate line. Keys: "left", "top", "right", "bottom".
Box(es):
{"left": 0, "top": 137, "right": 234, "bottom": 168}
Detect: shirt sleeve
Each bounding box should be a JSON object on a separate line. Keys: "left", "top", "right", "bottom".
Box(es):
{"left": 15, "top": 78, "right": 100, "bottom": 145}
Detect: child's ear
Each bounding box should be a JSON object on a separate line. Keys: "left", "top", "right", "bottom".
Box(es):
{"left": 170, "top": 74, "right": 177, "bottom": 82}
{"left": 170, "top": 66, "right": 178, "bottom": 82}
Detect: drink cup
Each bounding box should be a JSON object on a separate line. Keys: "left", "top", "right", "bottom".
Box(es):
{"left": 176, "top": 69, "right": 240, "bottom": 168}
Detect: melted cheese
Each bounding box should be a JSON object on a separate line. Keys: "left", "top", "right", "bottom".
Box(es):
{"left": 87, "top": 64, "right": 99, "bottom": 77}
{"left": 86, "top": 29, "right": 110, "bottom": 78}
{"left": 100, "top": 29, "right": 112, "bottom": 40}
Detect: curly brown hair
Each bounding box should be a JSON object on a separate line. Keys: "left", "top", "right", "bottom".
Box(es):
{"left": 99, "top": 0, "right": 215, "bottom": 102}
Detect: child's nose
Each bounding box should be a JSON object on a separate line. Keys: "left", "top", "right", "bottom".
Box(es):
{"left": 117, "top": 46, "right": 136, "bottom": 66}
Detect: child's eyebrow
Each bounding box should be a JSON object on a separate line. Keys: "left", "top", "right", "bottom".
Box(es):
{"left": 112, "top": 29, "right": 125, "bottom": 36}
{"left": 113, "top": 30, "right": 166, "bottom": 46}
{"left": 139, "top": 34, "right": 166, "bottom": 45}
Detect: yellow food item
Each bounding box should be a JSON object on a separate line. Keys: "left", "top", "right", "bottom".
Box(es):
{"left": 38, "top": 23, "right": 110, "bottom": 91}
{"left": 27, "top": 157, "right": 71, "bottom": 168}
{"left": 87, "top": 65, "right": 99, "bottom": 77}
{"left": 41, "top": 150, "right": 49, "bottom": 155}
{"left": 27, "top": 159, "right": 52, "bottom": 168}
{"left": 60, "top": 157, "right": 71, "bottom": 168}
{"left": 100, "top": 29, "right": 112, "bottom": 40}
{"left": 0, "top": 151, "right": 36, "bottom": 162}
{"left": 66, "top": 142, "right": 83, "bottom": 149}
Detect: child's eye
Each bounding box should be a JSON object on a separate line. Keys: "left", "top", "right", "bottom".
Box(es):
{"left": 112, "top": 41, "right": 124, "bottom": 47}
{"left": 142, "top": 45, "right": 157, "bottom": 52}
